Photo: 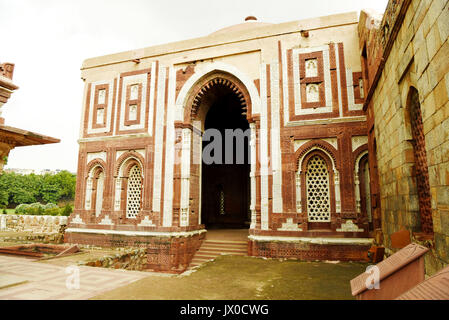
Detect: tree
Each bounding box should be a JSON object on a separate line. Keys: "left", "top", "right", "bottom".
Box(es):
{"left": 0, "top": 171, "right": 76, "bottom": 207}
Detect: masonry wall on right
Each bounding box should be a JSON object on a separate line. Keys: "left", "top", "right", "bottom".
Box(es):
{"left": 359, "top": 0, "right": 449, "bottom": 275}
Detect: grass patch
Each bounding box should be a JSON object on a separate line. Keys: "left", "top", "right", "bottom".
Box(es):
{"left": 92, "top": 255, "right": 368, "bottom": 300}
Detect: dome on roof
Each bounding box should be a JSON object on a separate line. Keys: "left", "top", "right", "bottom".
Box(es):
{"left": 209, "top": 17, "right": 273, "bottom": 36}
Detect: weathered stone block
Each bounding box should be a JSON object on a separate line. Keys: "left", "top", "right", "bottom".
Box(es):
{"left": 434, "top": 232, "right": 449, "bottom": 263}
{"left": 440, "top": 209, "right": 449, "bottom": 236}
{"left": 426, "top": 24, "right": 442, "bottom": 62}
{"left": 436, "top": 0, "right": 449, "bottom": 42}
{"left": 437, "top": 186, "right": 449, "bottom": 206}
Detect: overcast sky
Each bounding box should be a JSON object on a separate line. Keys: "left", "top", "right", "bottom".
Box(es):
{"left": 1, "top": 0, "right": 389, "bottom": 173}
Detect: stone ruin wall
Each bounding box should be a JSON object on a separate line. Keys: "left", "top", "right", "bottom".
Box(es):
{"left": 360, "top": 0, "right": 449, "bottom": 275}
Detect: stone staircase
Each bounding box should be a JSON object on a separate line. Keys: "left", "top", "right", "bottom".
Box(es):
{"left": 188, "top": 239, "right": 247, "bottom": 269}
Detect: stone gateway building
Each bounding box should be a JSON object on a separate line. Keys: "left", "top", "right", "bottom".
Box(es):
{"left": 65, "top": 0, "right": 449, "bottom": 275}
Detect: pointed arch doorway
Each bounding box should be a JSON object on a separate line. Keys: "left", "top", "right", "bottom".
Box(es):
{"left": 187, "top": 72, "right": 252, "bottom": 230}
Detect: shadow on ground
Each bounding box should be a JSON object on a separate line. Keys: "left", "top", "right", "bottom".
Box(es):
{"left": 92, "top": 255, "right": 368, "bottom": 300}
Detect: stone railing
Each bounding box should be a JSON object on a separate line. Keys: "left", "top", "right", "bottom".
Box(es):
{"left": 0, "top": 214, "right": 68, "bottom": 233}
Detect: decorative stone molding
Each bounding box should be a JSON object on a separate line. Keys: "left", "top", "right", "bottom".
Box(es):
{"left": 336, "top": 220, "right": 364, "bottom": 232}
{"left": 71, "top": 214, "right": 85, "bottom": 225}
{"left": 137, "top": 216, "right": 156, "bottom": 227}
{"left": 190, "top": 76, "right": 247, "bottom": 119}
{"left": 99, "top": 215, "right": 114, "bottom": 225}
{"left": 114, "top": 151, "right": 145, "bottom": 176}
{"left": 278, "top": 218, "right": 303, "bottom": 231}
{"left": 295, "top": 139, "right": 339, "bottom": 172}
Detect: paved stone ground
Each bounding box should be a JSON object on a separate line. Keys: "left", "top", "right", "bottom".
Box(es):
{"left": 0, "top": 255, "right": 150, "bottom": 300}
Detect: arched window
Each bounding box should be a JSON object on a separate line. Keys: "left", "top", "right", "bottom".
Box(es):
{"left": 306, "top": 154, "right": 331, "bottom": 222}
{"left": 125, "top": 164, "right": 142, "bottom": 219}
{"left": 85, "top": 164, "right": 105, "bottom": 217}
{"left": 355, "top": 152, "right": 372, "bottom": 227}
{"left": 408, "top": 87, "right": 433, "bottom": 234}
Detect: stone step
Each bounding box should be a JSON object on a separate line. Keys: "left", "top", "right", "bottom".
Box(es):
{"left": 191, "top": 257, "right": 214, "bottom": 263}
{"left": 200, "top": 244, "right": 247, "bottom": 250}
{"left": 198, "top": 249, "right": 247, "bottom": 255}
{"left": 187, "top": 239, "right": 248, "bottom": 270}
{"left": 204, "top": 240, "right": 247, "bottom": 245}
{"left": 201, "top": 243, "right": 247, "bottom": 250}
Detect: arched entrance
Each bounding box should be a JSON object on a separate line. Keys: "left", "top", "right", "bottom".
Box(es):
{"left": 174, "top": 68, "right": 260, "bottom": 236}
{"left": 192, "top": 76, "right": 251, "bottom": 229}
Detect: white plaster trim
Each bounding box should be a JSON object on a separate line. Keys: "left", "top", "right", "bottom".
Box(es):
{"left": 294, "top": 139, "right": 311, "bottom": 152}
{"left": 152, "top": 66, "right": 166, "bottom": 213}
{"left": 148, "top": 61, "right": 157, "bottom": 136}
{"left": 85, "top": 177, "right": 93, "bottom": 210}
{"left": 180, "top": 128, "right": 191, "bottom": 227}
{"left": 162, "top": 66, "right": 176, "bottom": 227}
{"left": 248, "top": 235, "right": 373, "bottom": 245}
{"left": 249, "top": 123, "right": 257, "bottom": 228}
{"left": 322, "top": 138, "right": 338, "bottom": 150}
{"left": 260, "top": 63, "right": 269, "bottom": 231}
{"left": 282, "top": 46, "right": 290, "bottom": 126}
{"left": 295, "top": 172, "right": 302, "bottom": 213}
{"left": 116, "top": 150, "right": 125, "bottom": 160}
{"left": 87, "top": 152, "right": 107, "bottom": 163}
{"left": 79, "top": 133, "right": 151, "bottom": 143}
{"left": 352, "top": 136, "right": 368, "bottom": 152}
{"left": 114, "top": 177, "right": 122, "bottom": 211}
{"left": 335, "top": 45, "right": 343, "bottom": 117}
{"left": 135, "top": 149, "right": 146, "bottom": 158}
{"left": 286, "top": 116, "right": 366, "bottom": 127}
{"left": 65, "top": 228, "right": 207, "bottom": 238}
{"left": 270, "top": 63, "right": 283, "bottom": 213}
{"left": 293, "top": 49, "right": 301, "bottom": 115}
{"left": 79, "top": 82, "right": 89, "bottom": 139}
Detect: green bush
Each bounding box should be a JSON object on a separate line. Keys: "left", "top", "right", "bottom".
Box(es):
{"left": 61, "top": 204, "right": 73, "bottom": 216}
{"left": 44, "top": 203, "right": 58, "bottom": 210}
{"left": 15, "top": 202, "right": 73, "bottom": 216}
{"left": 15, "top": 203, "right": 30, "bottom": 214}
{"left": 27, "top": 202, "right": 45, "bottom": 215}
{"left": 44, "top": 207, "right": 62, "bottom": 216}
